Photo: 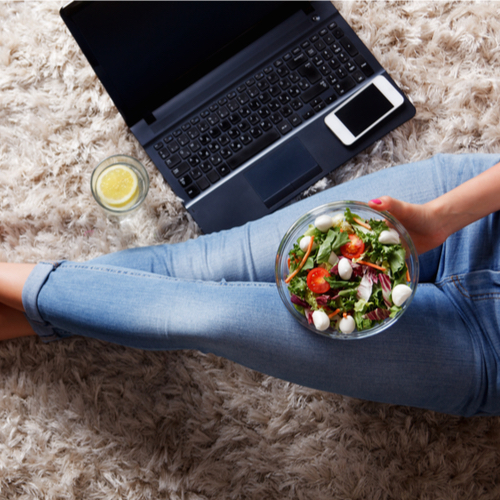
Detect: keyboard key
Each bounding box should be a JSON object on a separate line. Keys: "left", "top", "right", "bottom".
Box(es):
{"left": 158, "top": 148, "right": 169, "bottom": 160}
{"left": 207, "top": 170, "right": 220, "bottom": 183}
{"left": 227, "top": 99, "right": 240, "bottom": 112}
{"left": 188, "top": 128, "right": 200, "bottom": 139}
{"left": 259, "top": 92, "right": 271, "bottom": 104}
{"left": 198, "top": 120, "right": 209, "bottom": 132}
{"left": 154, "top": 142, "right": 163, "bottom": 150}
{"left": 269, "top": 85, "right": 281, "bottom": 97}
{"left": 302, "top": 109, "right": 315, "bottom": 120}
{"left": 270, "top": 113, "right": 283, "bottom": 124}
{"left": 247, "top": 86, "right": 259, "bottom": 98}
{"left": 230, "top": 140, "right": 243, "bottom": 152}
{"left": 200, "top": 161, "right": 212, "bottom": 173}
{"left": 197, "top": 177, "right": 210, "bottom": 191}
{"left": 287, "top": 52, "right": 307, "bottom": 70}
{"left": 260, "top": 119, "right": 272, "bottom": 131}
{"left": 278, "top": 121, "right": 292, "bottom": 135}
{"left": 178, "top": 148, "right": 191, "bottom": 159}
{"left": 168, "top": 142, "right": 180, "bottom": 153}
{"left": 340, "top": 36, "right": 358, "bottom": 57}
{"left": 207, "top": 114, "right": 220, "bottom": 125}
{"left": 267, "top": 72, "right": 279, "bottom": 84}
{"left": 220, "top": 119, "right": 231, "bottom": 132}
{"left": 354, "top": 55, "right": 374, "bottom": 76}
{"left": 209, "top": 126, "right": 221, "bottom": 138}
{"left": 226, "top": 128, "right": 280, "bottom": 170}
{"left": 199, "top": 148, "right": 210, "bottom": 160}
{"left": 172, "top": 162, "right": 189, "bottom": 178}
{"left": 179, "top": 175, "right": 192, "bottom": 188}
{"left": 298, "top": 62, "right": 322, "bottom": 84}
{"left": 191, "top": 167, "right": 203, "bottom": 180}
{"left": 188, "top": 156, "right": 200, "bottom": 168}
{"left": 165, "top": 154, "right": 181, "bottom": 169}
{"left": 199, "top": 134, "right": 211, "bottom": 145}
{"left": 221, "top": 148, "right": 232, "bottom": 159}
{"left": 301, "top": 80, "right": 329, "bottom": 103}
{"left": 333, "top": 28, "right": 344, "bottom": 39}
{"left": 185, "top": 185, "right": 200, "bottom": 199}
{"left": 218, "top": 106, "right": 229, "bottom": 118}
{"left": 290, "top": 114, "right": 302, "bottom": 127}
{"left": 218, "top": 164, "right": 231, "bottom": 176}
{"left": 250, "top": 126, "right": 263, "bottom": 138}
{"left": 189, "top": 140, "right": 201, "bottom": 152}
{"left": 281, "top": 105, "right": 292, "bottom": 118}
{"left": 334, "top": 76, "right": 356, "bottom": 95}
{"left": 229, "top": 113, "right": 241, "bottom": 125}
{"left": 352, "top": 70, "right": 365, "bottom": 83}
{"left": 210, "top": 154, "right": 223, "bottom": 166}
{"left": 240, "top": 133, "right": 252, "bottom": 145}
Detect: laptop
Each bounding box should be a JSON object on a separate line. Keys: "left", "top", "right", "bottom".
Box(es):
{"left": 60, "top": 1, "right": 415, "bottom": 234}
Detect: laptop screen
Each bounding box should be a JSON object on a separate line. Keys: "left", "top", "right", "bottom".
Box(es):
{"left": 61, "top": 1, "right": 311, "bottom": 127}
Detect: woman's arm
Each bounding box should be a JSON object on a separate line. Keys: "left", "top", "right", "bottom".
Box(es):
{"left": 368, "top": 160, "right": 500, "bottom": 255}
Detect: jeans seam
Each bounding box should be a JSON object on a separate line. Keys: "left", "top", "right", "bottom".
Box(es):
{"left": 60, "top": 263, "right": 276, "bottom": 288}
{"left": 446, "top": 274, "right": 500, "bottom": 301}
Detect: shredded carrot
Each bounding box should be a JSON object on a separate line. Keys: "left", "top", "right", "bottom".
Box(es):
{"left": 353, "top": 217, "right": 372, "bottom": 231}
{"left": 356, "top": 260, "right": 387, "bottom": 272}
{"left": 328, "top": 308, "right": 341, "bottom": 319}
{"left": 285, "top": 236, "right": 314, "bottom": 284}
{"left": 406, "top": 268, "right": 411, "bottom": 282}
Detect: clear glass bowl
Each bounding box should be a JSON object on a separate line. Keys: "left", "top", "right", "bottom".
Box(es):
{"left": 275, "top": 201, "right": 419, "bottom": 340}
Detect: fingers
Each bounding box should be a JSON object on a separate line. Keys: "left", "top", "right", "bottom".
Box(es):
{"left": 368, "top": 196, "right": 392, "bottom": 212}
{"left": 368, "top": 196, "right": 413, "bottom": 223}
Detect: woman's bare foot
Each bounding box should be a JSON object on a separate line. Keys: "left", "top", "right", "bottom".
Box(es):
{"left": 0, "top": 302, "right": 36, "bottom": 340}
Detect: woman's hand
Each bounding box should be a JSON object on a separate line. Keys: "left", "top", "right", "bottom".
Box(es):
{"left": 368, "top": 197, "right": 448, "bottom": 255}
{"left": 367, "top": 159, "right": 500, "bottom": 255}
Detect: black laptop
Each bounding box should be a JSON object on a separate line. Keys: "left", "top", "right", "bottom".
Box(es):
{"left": 60, "top": 1, "right": 415, "bottom": 233}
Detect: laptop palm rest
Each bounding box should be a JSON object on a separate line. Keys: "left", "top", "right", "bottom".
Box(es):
{"left": 244, "top": 138, "right": 322, "bottom": 209}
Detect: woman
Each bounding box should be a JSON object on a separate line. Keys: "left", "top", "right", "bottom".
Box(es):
{"left": 1, "top": 153, "right": 500, "bottom": 416}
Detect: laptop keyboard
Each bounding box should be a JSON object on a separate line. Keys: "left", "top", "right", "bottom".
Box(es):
{"left": 153, "top": 21, "right": 374, "bottom": 201}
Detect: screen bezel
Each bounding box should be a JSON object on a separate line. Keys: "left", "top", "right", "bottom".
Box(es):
{"left": 60, "top": 1, "right": 312, "bottom": 127}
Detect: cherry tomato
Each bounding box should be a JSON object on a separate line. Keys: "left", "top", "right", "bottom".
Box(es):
{"left": 340, "top": 234, "right": 365, "bottom": 259}
{"left": 307, "top": 267, "right": 331, "bottom": 294}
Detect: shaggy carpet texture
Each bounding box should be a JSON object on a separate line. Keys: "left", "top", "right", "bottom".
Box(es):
{"left": 1, "top": 1, "right": 500, "bottom": 499}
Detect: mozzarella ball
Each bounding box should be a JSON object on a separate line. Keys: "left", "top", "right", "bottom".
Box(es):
{"left": 379, "top": 228, "right": 400, "bottom": 245}
{"left": 331, "top": 214, "right": 344, "bottom": 227}
{"left": 339, "top": 315, "right": 356, "bottom": 334}
{"left": 299, "top": 235, "right": 317, "bottom": 252}
{"left": 312, "top": 310, "right": 331, "bottom": 331}
{"left": 328, "top": 251, "right": 339, "bottom": 266}
{"left": 314, "top": 214, "right": 334, "bottom": 232}
{"left": 392, "top": 284, "right": 413, "bottom": 306}
{"left": 338, "top": 258, "right": 352, "bottom": 280}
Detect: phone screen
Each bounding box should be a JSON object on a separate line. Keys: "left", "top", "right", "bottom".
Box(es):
{"left": 335, "top": 83, "right": 393, "bottom": 137}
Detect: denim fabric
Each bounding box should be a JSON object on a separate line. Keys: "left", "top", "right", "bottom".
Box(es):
{"left": 22, "top": 154, "right": 500, "bottom": 416}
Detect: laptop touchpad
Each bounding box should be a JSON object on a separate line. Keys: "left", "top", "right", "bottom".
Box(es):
{"left": 244, "top": 138, "right": 322, "bottom": 208}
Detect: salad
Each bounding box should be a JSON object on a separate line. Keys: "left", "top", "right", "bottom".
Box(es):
{"left": 284, "top": 208, "right": 413, "bottom": 335}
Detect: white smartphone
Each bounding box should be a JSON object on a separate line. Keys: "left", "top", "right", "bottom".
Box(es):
{"left": 324, "top": 75, "right": 405, "bottom": 146}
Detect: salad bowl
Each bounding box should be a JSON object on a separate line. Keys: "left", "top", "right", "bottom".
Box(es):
{"left": 275, "top": 201, "right": 419, "bottom": 340}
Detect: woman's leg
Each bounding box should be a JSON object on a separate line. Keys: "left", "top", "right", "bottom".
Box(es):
{"left": 88, "top": 153, "right": 500, "bottom": 284}
{"left": 19, "top": 154, "right": 500, "bottom": 415}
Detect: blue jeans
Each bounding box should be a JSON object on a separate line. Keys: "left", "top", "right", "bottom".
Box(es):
{"left": 22, "top": 154, "right": 500, "bottom": 416}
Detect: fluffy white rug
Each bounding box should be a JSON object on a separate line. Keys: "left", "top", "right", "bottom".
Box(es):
{"left": 2, "top": 1, "right": 500, "bottom": 498}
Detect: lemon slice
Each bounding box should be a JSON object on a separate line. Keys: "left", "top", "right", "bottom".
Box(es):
{"left": 96, "top": 164, "right": 139, "bottom": 208}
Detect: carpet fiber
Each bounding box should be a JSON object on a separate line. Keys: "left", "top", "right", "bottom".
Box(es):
{"left": 1, "top": 1, "right": 500, "bottom": 498}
